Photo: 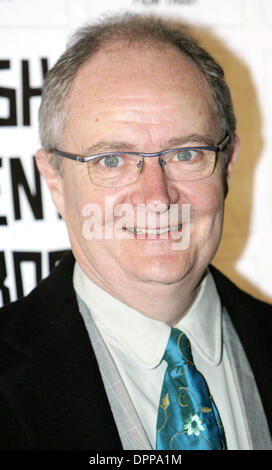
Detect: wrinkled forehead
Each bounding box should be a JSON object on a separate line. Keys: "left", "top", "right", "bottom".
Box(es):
{"left": 69, "top": 41, "right": 214, "bottom": 102}
{"left": 63, "top": 41, "right": 220, "bottom": 143}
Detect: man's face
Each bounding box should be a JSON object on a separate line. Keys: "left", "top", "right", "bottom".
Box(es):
{"left": 46, "top": 43, "right": 233, "bottom": 293}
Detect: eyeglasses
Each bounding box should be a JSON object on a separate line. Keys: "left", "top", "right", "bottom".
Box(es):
{"left": 53, "top": 134, "right": 230, "bottom": 188}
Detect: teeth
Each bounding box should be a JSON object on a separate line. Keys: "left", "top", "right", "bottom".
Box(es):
{"left": 126, "top": 224, "right": 182, "bottom": 235}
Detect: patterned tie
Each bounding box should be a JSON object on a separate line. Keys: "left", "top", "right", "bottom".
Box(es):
{"left": 156, "top": 328, "right": 227, "bottom": 450}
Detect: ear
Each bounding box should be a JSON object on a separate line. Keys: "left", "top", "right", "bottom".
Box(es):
{"left": 225, "top": 134, "right": 240, "bottom": 188}
{"left": 35, "top": 149, "right": 66, "bottom": 219}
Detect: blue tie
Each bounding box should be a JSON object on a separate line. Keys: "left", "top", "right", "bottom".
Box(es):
{"left": 156, "top": 328, "right": 227, "bottom": 450}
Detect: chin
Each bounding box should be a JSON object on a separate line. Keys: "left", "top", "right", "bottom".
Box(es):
{"left": 128, "top": 254, "right": 193, "bottom": 285}
{"left": 137, "top": 270, "right": 189, "bottom": 286}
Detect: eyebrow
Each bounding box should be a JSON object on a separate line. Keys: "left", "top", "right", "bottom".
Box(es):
{"left": 82, "top": 141, "right": 135, "bottom": 156}
{"left": 167, "top": 134, "right": 216, "bottom": 148}
{"left": 81, "top": 134, "right": 216, "bottom": 156}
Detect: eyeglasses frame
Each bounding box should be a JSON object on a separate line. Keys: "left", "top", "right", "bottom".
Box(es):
{"left": 52, "top": 133, "right": 230, "bottom": 180}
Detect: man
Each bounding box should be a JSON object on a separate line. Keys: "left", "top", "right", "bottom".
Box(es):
{"left": 0, "top": 14, "right": 271, "bottom": 450}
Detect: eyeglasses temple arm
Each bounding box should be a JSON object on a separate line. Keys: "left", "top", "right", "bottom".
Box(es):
{"left": 53, "top": 149, "right": 86, "bottom": 163}
{"left": 218, "top": 134, "right": 230, "bottom": 152}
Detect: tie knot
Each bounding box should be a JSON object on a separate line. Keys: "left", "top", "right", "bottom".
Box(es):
{"left": 163, "top": 328, "right": 193, "bottom": 367}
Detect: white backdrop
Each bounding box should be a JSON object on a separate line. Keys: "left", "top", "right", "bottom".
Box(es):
{"left": 0, "top": 0, "right": 271, "bottom": 307}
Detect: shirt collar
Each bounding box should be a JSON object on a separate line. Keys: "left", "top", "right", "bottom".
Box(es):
{"left": 73, "top": 263, "right": 222, "bottom": 369}
{"left": 175, "top": 272, "right": 222, "bottom": 366}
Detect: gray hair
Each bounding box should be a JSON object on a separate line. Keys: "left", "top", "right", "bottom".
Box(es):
{"left": 39, "top": 13, "right": 236, "bottom": 173}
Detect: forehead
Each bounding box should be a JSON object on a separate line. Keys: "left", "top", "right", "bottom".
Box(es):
{"left": 64, "top": 42, "right": 220, "bottom": 146}
{"left": 69, "top": 41, "right": 214, "bottom": 101}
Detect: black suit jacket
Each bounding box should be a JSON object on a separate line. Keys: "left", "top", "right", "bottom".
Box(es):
{"left": 0, "top": 251, "right": 271, "bottom": 449}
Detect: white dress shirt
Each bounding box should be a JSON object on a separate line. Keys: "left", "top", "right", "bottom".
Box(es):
{"left": 73, "top": 262, "right": 250, "bottom": 450}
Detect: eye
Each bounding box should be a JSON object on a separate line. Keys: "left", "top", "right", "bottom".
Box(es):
{"left": 98, "top": 155, "right": 124, "bottom": 168}
{"left": 174, "top": 149, "right": 198, "bottom": 162}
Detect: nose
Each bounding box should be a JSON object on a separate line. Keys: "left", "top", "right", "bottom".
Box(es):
{"left": 131, "top": 157, "right": 179, "bottom": 211}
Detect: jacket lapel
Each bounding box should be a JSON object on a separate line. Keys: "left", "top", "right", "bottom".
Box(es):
{"left": 222, "top": 308, "right": 272, "bottom": 449}
{"left": 0, "top": 252, "right": 122, "bottom": 449}
{"left": 210, "top": 265, "right": 272, "bottom": 438}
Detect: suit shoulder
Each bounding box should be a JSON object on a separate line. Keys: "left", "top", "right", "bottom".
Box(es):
{"left": 210, "top": 264, "right": 272, "bottom": 343}
{"left": 0, "top": 298, "right": 23, "bottom": 332}
{"left": 210, "top": 264, "right": 272, "bottom": 311}
{"left": 0, "top": 251, "right": 76, "bottom": 338}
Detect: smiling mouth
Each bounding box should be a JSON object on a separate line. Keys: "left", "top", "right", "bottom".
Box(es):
{"left": 124, "top": 224, "right": 182, "bottom": 235}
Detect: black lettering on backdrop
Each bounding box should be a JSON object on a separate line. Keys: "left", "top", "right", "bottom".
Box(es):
{"left": 0, "top": 60, "right": 17, "bottom": 126}
{"left": 0, "top": 58, "right": 49, "bottom": 126}
{"left": 0, "top": 251, "right": 10, "bottom": 305}
{"left": 10, "top": 156, "right": 43, "bottom": 220}
{"left": 133, "top": 0, "right": 159, "bottom": 4}
{"left": 22, "top": 58, "right": 48, "bottom": 126}
{"left": 0, "top": 250, "right": 69, "bottom": 307}
{"left": 0, "top": 157, "right": 8, "bottom": 225}
{"left": 13, "top": 251, "right": 42, "bottom": 299}
{"left": 133, "top": 0, "right": 196, "bottom": 4}
{"left": 168, "top": 0, "right": 196, "bottom": 4}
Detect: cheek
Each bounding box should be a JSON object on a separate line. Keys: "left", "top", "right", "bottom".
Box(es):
{"left": 61, "top": 168, "right": 132, "bottom": 233}
{"left": 61, "top": 167, "right": 93, "bottom": 230}
{"left": 186, "top": 177, "right": 225, "bottom": 223}
{"left": 184, "top": 179, "right": 225, "bottom": 262}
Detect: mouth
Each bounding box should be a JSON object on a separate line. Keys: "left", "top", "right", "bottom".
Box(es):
{"left": 123, "top": 223, "right": 183, "bottom": 238}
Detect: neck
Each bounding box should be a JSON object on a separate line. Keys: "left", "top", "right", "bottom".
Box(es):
{"left": 76, "top": 253, "right": 204, "bottom": 326}
{"left": 113, "top": 279, "right": 201, "bottom": 326}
